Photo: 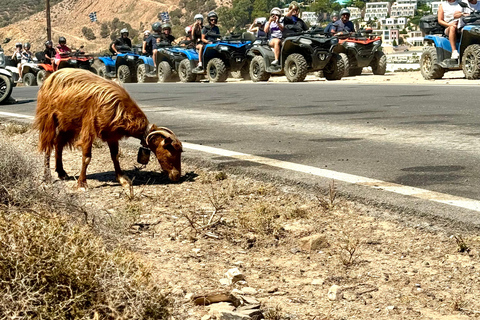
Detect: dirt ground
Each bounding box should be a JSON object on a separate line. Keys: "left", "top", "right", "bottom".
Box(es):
{"left": 2, "top": 120, "right": 480, "bottom": 320}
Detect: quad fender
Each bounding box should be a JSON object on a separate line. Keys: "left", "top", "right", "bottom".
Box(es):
{"left": 139, "top": 55, "right": 154, "bottom": 66}
{"left": 98, "top": 56, "right": 116, "bottom": 67}
{"left": 182, "top": 48, "right": 199, "bottom": 61}
{"left": 424, "top": 36, "right": 455, "bottom": 62}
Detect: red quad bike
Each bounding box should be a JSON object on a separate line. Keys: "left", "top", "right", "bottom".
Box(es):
{"left": 334, "top": 29, "right": 386, "bottom": 77}
{"left": 36, "top": 46, "right": 95, "bottom": 86}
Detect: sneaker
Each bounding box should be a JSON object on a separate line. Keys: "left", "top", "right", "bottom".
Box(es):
{"left": 16, "top": 78, "right": 23, "bottom": 83}
{"left": 193, "top": 66, "right": 203, "bottom": 72}
{"left": 451, "top": 50, "right": 459, "bottom": 59}
{"left": 271, "top": 60, "right": 279, "bottom": 66}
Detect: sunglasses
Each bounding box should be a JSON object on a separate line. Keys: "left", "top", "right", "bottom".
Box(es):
{"left": 271, "top": 14, "right": 281, "bottom": 17}
{"left": 210, "top": 19, "right": 217, "bottom": 22}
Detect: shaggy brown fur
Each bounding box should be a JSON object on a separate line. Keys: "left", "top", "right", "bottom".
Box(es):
{"left": 35, "top": 68, "right": 182, "bottom": 188}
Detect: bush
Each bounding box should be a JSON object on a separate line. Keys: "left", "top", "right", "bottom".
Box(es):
{"left": 82, "top": 26, "right": 96, "bottom": 40}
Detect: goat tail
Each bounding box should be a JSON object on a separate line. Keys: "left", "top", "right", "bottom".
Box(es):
{"left": 34, "top": 88, "right": 56, "bottom": 155}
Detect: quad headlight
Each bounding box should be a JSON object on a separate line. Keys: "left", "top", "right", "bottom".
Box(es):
{"left": 373, "top": 40, "right": 381, "bottom": 46}
{"left": 0, "top": 52, "right": 4, "bottom": 68}
{"left": 127, "top": 55, "right": 135, "bottom": 60}
{"left": 219, "top": 45, "right": 229, "bottom": 51}
{"left": 346, "top": 42, "right": 356, "bottom": 47}
{"left": 70, "top": 59, "right": 77, "bottom": 64}
{"left": 330, "top": 38, "right": 339, "bottom": 45}
{"left": 299, "top": 38, "right": 312, "bottom": 45}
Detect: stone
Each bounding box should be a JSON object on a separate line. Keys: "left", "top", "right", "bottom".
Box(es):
{"left": 267, "top": 287, "right": 278, "bottom": 293}
{"left": 172, "top": 287, "right": 184, "bottom": 296}
{"left": 311, "top": 279, "right": 323, "bottom": 285}
{"left": 225, "top": 268, "right": 246, "bottom": 284}
{"left": 201, "top": 315, "right": 212, "bottom": 320}
{"left": 241, "top": 287, "right": 257, "bottom": 295}
{"left": 219, "top": 310, "right": 251, "bottom": 320}
{"left": 185, "top": 292, "right": 194, "bottom": 301}
{"left": 343, "top": 291, "right": 357, "bottom": 301}
{"left": 328, "top": 285, "right": 343, "bottom": 301}
{"left": 236, "top": 306, "right": 263, "bottom": 318}
{"left": 241, "top": 296, "right": 260, "bottom": 305}
{"left": 299, "top": 234, "right": 329, "bottom": 252}
{"left": 208, "top": 302, "right": 235, "bottom": 317}
{"left": 220, "top": 278, "right": 231, "bottom": 286}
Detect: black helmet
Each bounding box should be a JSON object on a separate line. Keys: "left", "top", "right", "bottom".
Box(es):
{"left": 23, "top": 42, "right": 31, "bottom": 50}
{"left": 152, "top": 21, "right": 162, "bottom": 32}
{"left": 162, "top": 22, "right": 172, "bottom": 30}
{"left": 339, "top": 8, "right": 351, "bottom": 16}
{"left": 207, "top": 11, "right": 218, "bottom": 20}
{"left": 59, "top": 36, "right": 66, "bottom": 44}
{"left": 120, "top": 28, "right": 129, "bottom": 36}
{"left": 45, "top": 40, "right": 53, "bottom": 47}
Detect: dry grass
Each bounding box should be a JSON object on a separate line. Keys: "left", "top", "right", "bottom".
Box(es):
{"left": 2, "top": 122, "right": 30, "bottom": 136}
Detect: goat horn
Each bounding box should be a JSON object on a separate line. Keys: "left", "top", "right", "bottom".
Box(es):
{"left": 146, "top": 127, "right": 176, "bottom": 145}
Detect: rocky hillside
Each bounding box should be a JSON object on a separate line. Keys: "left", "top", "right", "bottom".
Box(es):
{"left": 0, "top": 0, "right": 222, "bottom": 55}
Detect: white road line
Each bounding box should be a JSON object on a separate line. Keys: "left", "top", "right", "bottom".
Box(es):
{"left": 2, "top": 111, "right": 479, "bottom": 213}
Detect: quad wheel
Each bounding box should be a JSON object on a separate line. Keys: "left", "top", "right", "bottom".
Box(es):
{"left": 370, "top": 51, "right": 387, "bottom": 75}
{"left": 249, "top": 55, "right": 270, "bottom": 82}
{"left": 420, "top": 46, "right": 445, "bottom": 80}
{"left": 284, "top": 53, "right": 308, "bottom": 82}
{"left": 96, "top": 64, "right": 108, "bottom": 79}
{"left": 206, "top": 58, "right": 228, "bottom": 82}
{"left": 117, "top": 65, "right": 131, "bottom": 83}
{"left": 36, "top": 69, "right": 50, "bottom": 86}
{"left": 339, "top": 53, "right": 349, "bottom": 77}
{"left": 462, "top": 44, "right": 480, "bottom": 79}
{"left": 323, "top": 53, "right": 345, "bottom": 80}
{"left": 158, "top": 61, "right": 174, "bottom": 82}
{"left": 178, "top": 59, "right": 196, "bottom": 82}
{"left": 0, "top": 74, "right": 13, "bottom": 104}
{"left": 136, "top": 64, "right": 147, "bottom": 83}
{"left": 22, "top": 73, "right": 37, "bottom": 86}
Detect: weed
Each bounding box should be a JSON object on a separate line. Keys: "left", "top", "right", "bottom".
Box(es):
{"left": 92, "top": 138, "right": 103, "bottom": 149}
{"left": 316, "top": 180, "right": 337, "bottom": 210}
{"left": 264, "top": 305, "right": 288, "bottom": 320}
{"left": 453, "top": 235, "right": 471, "bottom": 253}
{"left": 215, "top": 171, "right": 228, "bottom": 181}
{"left": 238, "top": 204, "right": 282, "bottom": 237}
{"left": 2, "top": 123, "right": 30, "bottom": 136}
{"left": 339, "top": 233, "right": 361, "bottom": 267}
{"left": 284, "top": 206, "right": 309, "bottom": 220}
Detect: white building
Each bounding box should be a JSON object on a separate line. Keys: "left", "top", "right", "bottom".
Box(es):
{"left": 390, "top": 3, "right": 416, "bottom": 17}
{"left": 430, "top": 1, "right": 442, "bottom": 14}
{"left": 405, "top": 30, "right": 424, "bottom": 46}
{"left": 380, "top": 17, "right": 408, "bottom": 29}
{"left": 301, "top": 11, "right": 318, "bottom": 25}
{"left": 346, "top": 6, "right": 362, "bottom": 20}
{"left": 373, "top": 28, "right": 400, "bottom": 44}
{"left": 365, "top": 2, "right": 391, "bottom": 21}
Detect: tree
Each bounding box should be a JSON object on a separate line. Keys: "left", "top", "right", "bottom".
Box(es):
{"left": 100, "top": 23, "right": 109, "bottom": 38}
{"left": 82, "top": 27, "right": 96, "bottom": 40}
{"left": 310, "top": 0, "right": 341, "bottom": 15}
{"left": 392, "top": 38, "right": 397, "bottom": 46}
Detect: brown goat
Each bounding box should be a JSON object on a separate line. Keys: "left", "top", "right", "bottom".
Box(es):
{"left": 34, "top": 68, "right": 182, "bottom": 188}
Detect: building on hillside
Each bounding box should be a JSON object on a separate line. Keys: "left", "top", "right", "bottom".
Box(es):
{"left": 390, "top": 0, "right": 417, "bottom": 17}
{"left": 380, "top": 17, "right": 408, "bottom": 30}
{"left": 430, "top": 1, "right": 442, "bottom": 14}
{"left": 373, "top": 28, "right": 400, "bottom": 44}
{"left": 301, "top": 11, "right": 318, "bottom": 25}
{"left": 346, "top": 6, "right": 363, "bottom": 20}
{"left": 365, "top": 2, "right": 391, "bottom": 21}
{"left": 405, "top": 30, "right": 424, "bottom": 46}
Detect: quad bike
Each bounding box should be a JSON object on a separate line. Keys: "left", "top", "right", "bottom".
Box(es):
{"left": 97, "top": 45, "right": 142, "bottom": 83}
{"left": 247, "top": 28, "right": 345, "bottom": 82}
{"left": 36, "top": 47, "right": 95, "bottom": 86}
{"left": 0, "top": 50, "right": 16, "bottom": 104}
{"left": 335, "top": 29, "right": 385, "bottom": 76}
{"left": 196, "top": 32, "right": 254, "bottom": 82}
{"left": 155, "top": 46, "right": 199, "bottom": 82}
{"left": 420, "top": 6, "right": 480, "bottom": 79}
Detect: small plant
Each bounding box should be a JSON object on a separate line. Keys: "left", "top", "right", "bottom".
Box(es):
{"left": 215, "top": 171, "right": 228, "bottom": 181}
{"left": 316, "top": 180, "right": 337, "bottom": 210}
{"left": 92, "top": 139, "right": 103, "bottom": 149}
{"left": 284, "top": 206, "right": 309, "bottom": 220}
{"left": 238, "top": 204, "right": 282, "bottom": 237}
{"left": 2, "top": 123, "right": 30, "bottom": 136}
{"left": 454, "top": 235, "right": 470, "bottom": 253}
{"left": 339, "top": 233, "right": 361, "bottom": 267}
{"left": 264, "top": 305, "right": 286, "bottom": 320}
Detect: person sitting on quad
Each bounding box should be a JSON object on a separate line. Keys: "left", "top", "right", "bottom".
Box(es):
{"left": 16, "top": 42, "right": 32, "bottom": 82}
{"left": 55, "top": 36, "right": 71, "bottom": 69}
{"left": 438, "top": 0, "right": 466, "bottom": 59}
{"left": 178, "top": 26, "right": 194, "bottom": 48}
{"left": 194, "top": 11, "right": 220, "bottom": 71}
{"left": 111, "top": 28, "right": 132, "bottom": 55}
{"left": 283, "top": 1, "right": 308, "bottom": 35}
{"left": 265, "top": 7, "right": 284, "bottom": 66}
{"left": 248, "top": 17, "right": 267, "bottom": 38}
{"left": 11, "top": 42, "right": 22, "bottom": 66}
{"left": 159, "top": 22, "right": 176, "bottom": 46}
{"left": 44, "top": 40, "right": 56, "bottom": 67}
{"left": 324, "top": 12, "right": 339, "bottom": 36}
{"left": 458, "top": 0, "right": 480, "bottom": 29}
{"left": 143, "top": 22, "right": 162, "bottom": 71}
{"left": 330, "top": 8, "right": 355, "bottom": 35}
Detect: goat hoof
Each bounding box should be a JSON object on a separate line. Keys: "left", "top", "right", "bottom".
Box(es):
{"left": 77, "top": 181, "right": 88, "bottom": 191}
{"left": 57, "top": 170, "right": 69, "bottom": 180}
{"left": 118, "top": 175, "right": 132, "bottom": 188}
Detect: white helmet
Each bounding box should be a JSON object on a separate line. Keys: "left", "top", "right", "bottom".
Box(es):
{"left": 270, "top": 7, "right": 282, "bottom": 16}
{"left": 144, "top": 30, "right": 150, "bottom": 35}
{"left": 255, "top": 17, "right": 267, "bottom": 25}
{"left": 194, "top": 14, "right": 204, "bottom": 21}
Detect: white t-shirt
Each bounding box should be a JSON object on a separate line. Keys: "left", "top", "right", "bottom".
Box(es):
{"left": 441, "top": 0, "right": 465, "bottom": 23}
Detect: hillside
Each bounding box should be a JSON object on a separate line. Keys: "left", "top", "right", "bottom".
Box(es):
{"left": 0, "top": 0, "right": 219, "bottom": 55}
{"left": 0, "top": 0, "right": 63, "bottom": 28}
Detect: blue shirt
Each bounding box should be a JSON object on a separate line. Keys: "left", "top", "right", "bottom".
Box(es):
{"left": 331, "top": 20, "right": 355, "bottom": 33}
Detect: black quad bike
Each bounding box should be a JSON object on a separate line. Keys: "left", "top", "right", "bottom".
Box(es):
{"left": 0, "top": 50, "right": 16, "bottom": 104}
{"left": 247, "top": 28, "right": 345, "bottom": 82}
{"left": 335, "top": 29, "right": 386, "bottom": 77}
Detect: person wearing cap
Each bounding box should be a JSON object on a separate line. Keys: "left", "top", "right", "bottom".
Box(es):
{"left": 194, "top": 11, "right": 220, "bottom": 71}
{"left": 265, "top": 7, "right": 284, "bottom": 66}
{"left": 283, "top": 1, "right": 308, "bottom": 35}
{"left": 324, "top": 12, "right": 339, "bottom": 36}
{"left": 330, "top": 8, "right": 355, "bottom": 35}
{"left": 11, "top": 42, "right": 22, "bottom": 65}
{"left": 248, "top": 17, "right": 267, "bottom": 38}
{"left": 112, "top": 28, "right": 132, "bottom": 54}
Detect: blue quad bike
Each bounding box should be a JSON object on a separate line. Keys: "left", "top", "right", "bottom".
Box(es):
{"left": 247, "top": 28, "right": 345, "bottom": 82}
{"left": 194, "top": 33, "right": 254, "bottom": 82}
{"left": 420, "top": 10, "right": 480, "bottom": 79}
{"left": 96, "top": 45, "right": 156, "bottom": 83}
{"left": 155, "top": 46, "right": 200, "bottom": 82}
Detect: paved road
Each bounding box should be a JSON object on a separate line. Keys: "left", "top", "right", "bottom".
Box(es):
{"left": 3, "top": 82, "right": 480, "bottom": 227}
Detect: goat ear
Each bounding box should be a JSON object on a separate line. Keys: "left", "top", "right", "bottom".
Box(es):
{"left": 161, "top": 136, "right": 173, "bottom": 147}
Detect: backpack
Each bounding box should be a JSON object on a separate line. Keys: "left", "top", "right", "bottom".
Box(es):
{"left": 419, "top": 15, "right": 444, "bottom": 35}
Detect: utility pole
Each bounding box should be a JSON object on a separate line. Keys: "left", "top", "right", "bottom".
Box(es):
{"left": 46, "top": 0, "right": 52, "bottom": 40}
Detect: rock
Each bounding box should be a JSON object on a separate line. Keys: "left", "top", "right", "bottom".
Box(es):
{"left": 185, "top": 292, "right": 194, "bottom": 301}
{"left": 201, "top": 315, "right": 212, "bottom": 320}
{"left": 219, "top": 310, "right": 251, "bottom": 320}
{"left": 241, "top": 287, "right": 257, "bottom": 295}
{"left": 267, "top": 287, "right": 278, "bottom": 293}
{"left": 194, "top": 293, "right": 241, "bottom": 306}
{"left": 299, "top": 234, "right": 329, "bottom": 252}
{"left": 328, "top": 285, "right": 343, "bottom": 301}
{"left": 343, "top": 291, "right": 357, "bottom": 301}
{"left": 225, "top": 268, "right": 246, "bottom": 284}
{"left": 236, "top": 305, "right": 263, "bottom": 318}
{"left": 311, "top": 279, "right": 323, "bottom": 285}
{"left": 241, "top": 296, "right": 260, "bottom": 305}
{"left": 208, "top": 302, "right": 235, "bottom": 317}
{"left": 220, "top": 278, "right": 231, "bottom": 286}
{"left": 172, "top": 287, "right": 184, "bottom": 296}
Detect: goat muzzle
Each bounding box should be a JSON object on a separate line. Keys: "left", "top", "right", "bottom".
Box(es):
{"left": 137, "top": 146, "right": 151, "bottom": 164}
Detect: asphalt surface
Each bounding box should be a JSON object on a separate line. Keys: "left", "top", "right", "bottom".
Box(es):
{"left": 3, "top": 82, "right": 480, "bottom": 228}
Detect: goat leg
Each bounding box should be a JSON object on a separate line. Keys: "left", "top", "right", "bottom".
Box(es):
{"left": 55, "top": 135, "right": 69, "bottom": 180}
{"left": 108, "top": 140, "right": 131, "bottom": 188}
{"left": 44, "top": 152, "right": 52, "bottom": 183}
{"left": 78, "top": 143, "right": 92, "bottom": 189}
